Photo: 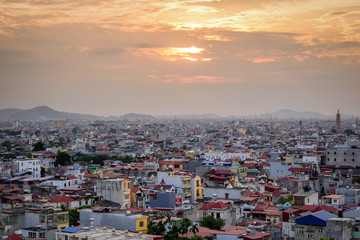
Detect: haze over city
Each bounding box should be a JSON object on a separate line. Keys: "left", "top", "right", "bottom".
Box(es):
{"left": 1, "top": 0, "right": 360, "bottom": 116}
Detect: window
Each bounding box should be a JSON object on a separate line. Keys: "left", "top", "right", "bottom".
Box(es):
{"left": 334, "top": 152, "right": 337, "bottom": 155}
{"left": 128, "top": 182, "right": 130, "bottom": 189}
{"left": 29, "top": 232, "right": 37, "bottom": 238}
{"left": 344, "top": 152, "right": 347, "bottom": 155}
{"left": 139, "top": 221, "right": 144, "bottom": 227}
{"left": 334, "top": 158, "right": 337, "bottom": 162}
{"left": 353, "top": 159, "right": 355, "bottom": 162}
{"left": 216, "top": 213, "right": 221, "bottom": 219}
{"left": 328, "top": 158, "right": 330, "bottom": 161}
{"left": 353, "top": 152, "right": 355, "bottom": 155}
{"left": 308, "top": 233, "right": 313, "bottom": 238}
{"left": 225, "top": 193, "right": 229, "bottom": 199}
{"left": 296, "top": 229, "right": 304, "bottom": 235}
{"left": 39, "top": 232, "right": 45, "bottom": 238}
{"left": 318, "top": 229, "right": 323, "bottom": 234}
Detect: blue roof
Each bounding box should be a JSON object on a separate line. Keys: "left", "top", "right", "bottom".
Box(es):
{"left": 13, "top": 171, "right": 30, "bottom": 176}
{"left": 295, "top": 210, "right": 337, "bottom": 226}
{"left": 61, "top": 227, "right": 84, "bottom": 233}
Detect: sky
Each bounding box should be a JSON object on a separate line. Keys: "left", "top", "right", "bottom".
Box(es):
{"left": 0, "top": 0, "right": 360, "bottom": 117}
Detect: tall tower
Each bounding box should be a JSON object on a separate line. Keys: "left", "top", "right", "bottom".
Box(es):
{"left": 336, "top": 110, "right": 341, "bottom": 129}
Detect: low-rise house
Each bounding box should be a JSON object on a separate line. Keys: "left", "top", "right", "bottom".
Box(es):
{"left": 293, "top": 189, "right": 319, "bottom": 208}
{"left": 294, "top": 210, "right": 337, "bottom": 240}
{"left": 80, "top": 208, "right": 148, "bottom": 233}
{"left": 322, "top": 194, "right": 345, "bottom": 208}
{"left": 197, "top": 200, "right": 240, "bottom": 226}
{"left": 326, "top": 218, "right": 353, "bottom": 240}
{"left": 96, "top": 178, "right": 132, "bottom": 207}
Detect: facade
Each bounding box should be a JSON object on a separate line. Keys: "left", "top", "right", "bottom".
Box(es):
{"left": 190, "top": 175, "right": 203, "bottom": 202}
{"left": 13, "top": 158, "right": 41, "bottom": 178}
{"left": 96, "top": 178, "right": 132, "bottom": 207}
{"left": 295, "top": 211, "right": 337, "bottom": 240}
{"left": 325, "top": 141, "right": 360, "bottom": 168}
{"left": 80, "top": 209, "right": 148, "bottom": 233}
{"left": 269, "top": 161, "right": 291, "bottom": 178}
{"left": 326, "top": 218, "right": 353, "bottom": 240}
{"left": 293, "top": 190, "right": 319, "bottom": 207}
{"left": 157, "top": 171, "right": 192, "bottom": 202}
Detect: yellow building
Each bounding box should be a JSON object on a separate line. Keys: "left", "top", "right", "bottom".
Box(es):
{"left": 96, "top": 178, "right": 132, "bottom": 207}
{"left": 191, "top": 175, "right": 204, "bottom": 202}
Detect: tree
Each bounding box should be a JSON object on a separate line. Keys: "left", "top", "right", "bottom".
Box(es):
{"left": 199, "top": 215, "right": 225, "bottom": 230}
{"left": 33, "top": 141, "right": 45, "bottom": 152}
{"left": 41, "top": 167, "right": 46, "bottom": 177}
{"left": 1, "top": 140, "right": 12, "bottom": 152}
{"left": 344, "top": 129, "right": 355, "bottom": 136}
{"left": 147, "top": 216, "right": 198, "bottom": 240}
{"left": 55, "top": 151, "right": 72, "bottom": 166}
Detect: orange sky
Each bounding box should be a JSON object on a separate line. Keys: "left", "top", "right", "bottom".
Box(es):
{"left": 0, "top": 0, "right": 359, "bottom": 116}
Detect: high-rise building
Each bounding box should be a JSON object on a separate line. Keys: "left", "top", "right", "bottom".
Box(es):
{"left": 336, "top": 110, "right": 341, "bottom": 129}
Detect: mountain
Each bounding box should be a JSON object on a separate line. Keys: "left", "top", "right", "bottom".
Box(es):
{"left": 0, "top": 108, "right": 23, "bottom": 121}
{"left": 120, "top": 113, "right": 156, "bottom": 120}
{"left": 247, "top": 109, "right": 330, "bottom": 120}
{"left": 157, "top": 113, "right": 223, "bottom": 120}
{"left": 0, "top": 106, "right": 100, "bottom": 121}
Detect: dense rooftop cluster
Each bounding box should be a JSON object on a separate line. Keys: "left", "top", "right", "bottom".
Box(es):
{"left": 0, "top": 116, "right": 359, "bottom": 239}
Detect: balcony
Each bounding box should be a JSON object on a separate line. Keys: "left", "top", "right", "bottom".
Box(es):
{"left": 184, "top": 192, "right": 191, "bottom": 197}
{"left": 183, "top": 184, "right": 191, "bottom": 189}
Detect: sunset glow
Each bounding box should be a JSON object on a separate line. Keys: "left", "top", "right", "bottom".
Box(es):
{"left": 0, "top": 0, "right": 359, "bottom": 116}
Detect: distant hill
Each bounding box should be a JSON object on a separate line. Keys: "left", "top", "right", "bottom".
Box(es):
{"left": 0, "top": 106, "right": 100, "bottom": 121}
{"left": 0, "top": 108, "right": 23, "bottom": 121}
{"left": 246, "top": 109, "right": 330, "bottom": 120}
{"left": 119, "top": 113, "right": 156, "bottom": 120}
{"left": 157, "top": 113, "right": 223, "bottom": 120}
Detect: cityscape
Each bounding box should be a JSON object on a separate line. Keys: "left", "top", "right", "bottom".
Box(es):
{"left": 0, "top": 107, "right": 359, "bottom": 240}
{"left": 1, "top": 0, "right": 360, "bottom": 239}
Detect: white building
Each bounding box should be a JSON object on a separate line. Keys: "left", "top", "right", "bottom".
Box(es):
{"left": 13, "top": 158, "right": 41, "bottom": 178}
{"left": 204, "top": 152, "right": 251, "bottom": 161}
{"left": 96, "top": 178, "right": 132, "bottom": 207}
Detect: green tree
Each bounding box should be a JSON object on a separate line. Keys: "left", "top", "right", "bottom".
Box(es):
{"left": 41, "top": 167, "right": 46, "bottom": 177}
{"left": 33, "top": 141, "right": 45, "bottom": 152}
{"left": 147, "top": 216, "right": 198, "bottom": 240}
{"left": 1, "top": 140, "right": 12, "bottom": 152}
{"left": 199, "top": 215, "right": 225, "bottom": 230}
{"left": 55, "top": 151, "right": 72, "bottom": 166}
{"left": 344, "top": 129, "right": 355, "bottom": 136}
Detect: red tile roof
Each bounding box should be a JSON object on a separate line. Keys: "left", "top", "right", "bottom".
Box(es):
{"left": 5, "top": 233, "right": 22, "bottom": 240}
{"left": 50, "top": 195, "right": 75, "bottom": 203}
{"left": 199, "top": 201, "right": 228, "bottom": 210}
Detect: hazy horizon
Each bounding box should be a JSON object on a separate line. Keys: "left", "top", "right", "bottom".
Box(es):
{"left": 1, "top": 0, "right": 359, "bottom": 117}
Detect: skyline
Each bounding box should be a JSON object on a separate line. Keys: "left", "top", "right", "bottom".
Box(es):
{"left": 1, "top": 0, "right": 360, "bottom": 116}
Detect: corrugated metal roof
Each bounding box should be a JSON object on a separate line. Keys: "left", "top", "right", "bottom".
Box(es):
{"left": 61, "top": 227, "right": 84, "bottom": 233}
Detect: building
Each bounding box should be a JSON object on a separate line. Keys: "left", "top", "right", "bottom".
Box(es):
{"left": 336, "top": 110, "right": 341, "bottom": 129}
{"left": 322, "top": 194, "right": 345, "bottom": 208}
{"left": 190, "top": 175, "right": 203, "bottom": 202}
{"left": 157, "top": 171, "right": 192, "bottom": 202}
{"left": 13, "top": 158, "right": 41, "bottom": 178}
{"left": 80, "top": 209, "right": 148, "bottom": 233}
{"left": 324, "top": 141, "right": 360, "bottom": 168}
{"left": 295, "top": 210, "right": 337, "bottom": 240}
{"left": 96, "top": 178, "right": 132, "bottom": 207}
{"left": 293, "top": 189, "right": 319, "bottom": 207}
{"left": 56, "top": 226, "right": 157, "bottom": 240}
{"left": 326, "top": 218, "right": 353, "bottom": 240}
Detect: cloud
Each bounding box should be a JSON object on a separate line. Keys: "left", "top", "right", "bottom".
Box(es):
{"left": 148, "top": 74, "right": 242, "bottom": 83}
{"left": 133, "top": 46, "right": 213, "bottom": 61}
{"left": 90, "top": 48, "right": 124, "bottom": 56}
{"left": 252, "top": 58, "right": 276, "bottom": 63}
